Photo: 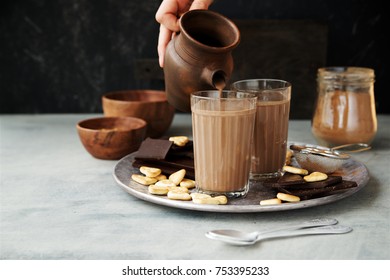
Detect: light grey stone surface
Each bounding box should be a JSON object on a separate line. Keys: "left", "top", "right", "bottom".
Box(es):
{"left": 1, "top": 114, "right": 389, "bottom": 260}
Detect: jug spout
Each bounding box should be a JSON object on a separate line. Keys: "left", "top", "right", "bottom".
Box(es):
{"left": 202, "top": 69, "right": 227, "bottom": 91}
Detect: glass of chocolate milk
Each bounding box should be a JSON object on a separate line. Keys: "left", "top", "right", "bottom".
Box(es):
{"left": 191, "top": 90, "right": 257, "bottom": 198}
{"left": 231, "top": 79, "right": 291, "bottom": 180}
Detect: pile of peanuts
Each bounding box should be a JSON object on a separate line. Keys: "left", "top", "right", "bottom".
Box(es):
{"left": 131, "top": 166, "right": 228, "bottom": 205}
{"left": 259, "top": 150, "right": 329, "bottom": 205}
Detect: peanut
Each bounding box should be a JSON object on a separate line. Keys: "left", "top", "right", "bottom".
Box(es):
{"left": 167, "top": 190, "right": 192, "bottom": 201}
{"left": 213, "top": 195, "right": 228, "bottom": 205}
{"left": 169, "top": 169, "right": 186, "bottom": 185}
{"left": 285, "top": 149, "right": 293, "bottom": 165}
{"left": 304, "top": 171, "right": 328, "bottom": 182}
{"left": 131, "top": 174, "right": 157, "bottom": 186}
{"left": 192, "top": 197, "right": 220, "bottom": 205}
{"left": 180, "top": 178, "right": 196, "bottom": 189}
{"left": 140, "top": 166, "right": 162, "bottom": 178}
{"left": 148, "top": 185, "right": 169, "bottom": 195}
{"left": 169, "top": 136, "right": 189, "bottom": 147}
{"left": 190, "top": 193, "right": 212, "bottom": 199}
{"left": 155, "top": 179, "right": 177, "bottom": 188}
{"left": 283, "top": 165, "right": 309, "bottom": 175}
{"left": 192, "top": 194, "right": 228, "bottom": 205}
{"left": 277, "top": 192, "right": 300, "bottom": 202}
{"left": 155, "top": 174, "right": 167, "bottom": 181}
{"left": 168, "top": 186, "right": 189, "bottom": 193}
{"left": 260, "top": 198, "right": 282, "bottom": 205}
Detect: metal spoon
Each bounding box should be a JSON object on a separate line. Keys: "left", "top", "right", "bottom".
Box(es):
{"left": 206, "top": 225, "right": 352, "bottom": 246}
{"left": 206, "top": 218, "right": 338, "bottom": 243}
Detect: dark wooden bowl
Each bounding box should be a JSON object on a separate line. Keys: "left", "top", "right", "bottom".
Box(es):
{"left": 102, "top": 90, "right": 175, "bottom": 138}
{"left": 76, "top": 117, "right": 147, "bottom": 160}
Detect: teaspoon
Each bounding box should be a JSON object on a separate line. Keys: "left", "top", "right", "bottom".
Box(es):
{"left": 206, "top": 225, "right": 352, "bottom": 246}
{"left": 206, "top": 218, "right": 338, "bottom": 243}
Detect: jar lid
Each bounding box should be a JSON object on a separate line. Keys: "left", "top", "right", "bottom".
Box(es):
{"left": 317, "top": 67, "right": 375, "bottom": 84}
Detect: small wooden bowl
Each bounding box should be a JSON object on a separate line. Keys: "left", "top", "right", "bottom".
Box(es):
{"left": 76, "top": 117, "right": 147, "bottom": 160}
{"left": 102, "top": 90, "right": 175, "bottom": 138}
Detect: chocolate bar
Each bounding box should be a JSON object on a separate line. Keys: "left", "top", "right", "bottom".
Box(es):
{"left": 262, "top": 173, "right": 306, "bottom": 188}
{"left": 264, "top": 175, "right": 342, "bottom": 189}
{"left": 135, "top": 138, "right": 173, "bottom": 160}
{"left": 284, "top": 176, "right": 343, "bottom": 189}
{"left": 263, "top": 171, "right": 356, "bottom": 200}
{"left": 277, "top": 173, "right": 306, "bottom": 185}
{"left": 133, "top": 138, "right": 195, "bottom": 179}
{"left": 280, "top": 180, "right": 357, "bottom": 199}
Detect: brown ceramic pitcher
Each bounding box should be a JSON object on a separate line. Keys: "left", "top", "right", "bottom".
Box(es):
{"left": 163, "top": 10, "right": 240, "bottom": 112}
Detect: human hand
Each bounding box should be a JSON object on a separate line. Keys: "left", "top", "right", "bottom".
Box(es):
{"left": 155, "top": 0, "right": 213, "bottom": 67}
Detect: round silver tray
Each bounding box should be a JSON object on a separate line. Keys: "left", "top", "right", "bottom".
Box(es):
{"left": 113, "top": 145, "right": 369, "bottom": 213}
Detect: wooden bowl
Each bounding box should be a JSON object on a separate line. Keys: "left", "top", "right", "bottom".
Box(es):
{"left": 76, "top": 117, "right": 147, "bottom": 160}
{"left": 102, "top": 90, "right": 175, "bottom": 138}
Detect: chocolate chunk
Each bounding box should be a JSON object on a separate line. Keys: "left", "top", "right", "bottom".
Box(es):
{"left": 278, "top": 173, "right": 306, "bottom": 185}
{"left": 284, "top": 176, "right": 343, "bottom": 189}
{"left": 262, "top": 177, "right": 281, "bottom": 188}
{"left": 263, "top": 175, "right": 343, "bottom": 190}
{"left": 283, "top": 180, "right": 357, "bottom": 199}
{"left": 170, "top": 140, "right": 193, "bottom": 153}
{"left": 168, "top": 141, "right": 194, "bottom": 158}
{"left": 263, "top": 173, "right": 307, "bottom": 188}
{"left": 133, "top": 137, "right": 195, "bottom": 179}
{"left": 263, "top": 175, "right": 353, "bottom": 200}
{"left": 135, "top": 138, "right": 173, "bottom": 160}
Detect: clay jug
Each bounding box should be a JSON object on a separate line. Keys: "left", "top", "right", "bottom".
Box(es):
{"left": 163, "top": 10, "right": 240, "bottom": 112}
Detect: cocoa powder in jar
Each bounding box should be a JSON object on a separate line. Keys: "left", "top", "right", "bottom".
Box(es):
{"left": 311, "top": 67, "right": 377, "bottom": 147}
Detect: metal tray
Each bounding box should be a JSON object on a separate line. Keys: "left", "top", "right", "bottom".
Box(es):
{"left": 113, "top": 145, "right": 369, "bottom": 213}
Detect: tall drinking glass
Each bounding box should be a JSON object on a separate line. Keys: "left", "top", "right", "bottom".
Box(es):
{"left": 191, "top": 90, "right": 257, "bottom": 198}
{"left": 231, "top": 79, "right": 291, "bottom": 180}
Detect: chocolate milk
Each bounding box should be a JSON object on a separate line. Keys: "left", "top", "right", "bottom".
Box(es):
{"left": 192, "top": 99, "right": 256, "bottom": 195}
{"left": 252, "top": 97, "right": 290, "bottom": 176}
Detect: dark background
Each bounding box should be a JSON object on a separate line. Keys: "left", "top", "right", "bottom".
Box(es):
{"left": 0, "top": 0, "right": 387, "bottom": 118}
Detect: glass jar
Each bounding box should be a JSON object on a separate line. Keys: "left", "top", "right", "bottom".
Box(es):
{"left": 311, "top": 67, "right": 377, "bottom": 147}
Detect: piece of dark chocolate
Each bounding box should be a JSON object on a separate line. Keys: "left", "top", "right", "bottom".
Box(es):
{"left": 135, "top": 138, "right": 173, "bottom": 160}
{"left": 262, "top": 177, "right": 281, "bottom": 188}
{"left": 282, "top": 180, "right": 357, "bottom": 199}
{"left": 170, "top": 140, "right": 193, "bottom": 153}
{"left": 133, "top": 137, "right": 195, "bottom": 179}
{"left": 263, "top": 173, "right": 307, "bottom": 188}
{"left": 278, "top": 173, "right": 306, "bottom": 185}
{"left": 263, "top": 174, "right": 343, "bottom": 189}
{"left": 284, "top": 176, "right": 343, "bottom": 190}
{"left": 168, "top": 141, "right": 194, "bottom": 159}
